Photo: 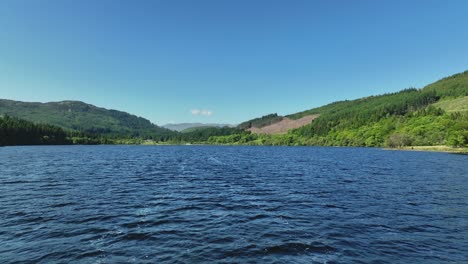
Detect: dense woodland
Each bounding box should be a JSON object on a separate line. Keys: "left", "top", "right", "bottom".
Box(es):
{"left": 1, "top": 71, "right": 467, "bottom": 148}
{"left": 171, "top": 126, "right": 244, "bottom": 143}
{"left": 0, "top": 115, "right": 242, "bottom": 146}
{"left": 0, "top": 115, "right": 70, "bottom": 146}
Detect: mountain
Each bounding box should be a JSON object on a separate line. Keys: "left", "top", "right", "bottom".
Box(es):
{"left": 163, "top": 123, "right": 233, "bottom": 132}
{"left": 210, "top": 71, "right": 468, "bottom": 148}
{"left": 0, "top": 99, "right": 174, "bottom": 138}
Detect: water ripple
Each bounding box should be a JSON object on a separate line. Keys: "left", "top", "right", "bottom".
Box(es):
{"left": 0, "top": 145, "right": 467, "bottom": 263}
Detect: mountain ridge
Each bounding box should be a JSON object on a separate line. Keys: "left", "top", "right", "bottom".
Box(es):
{"left": 0, "top": 99, "right": 174, "bottom": 139}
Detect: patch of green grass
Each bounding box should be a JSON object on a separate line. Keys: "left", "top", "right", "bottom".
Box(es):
{"left": 432, "top": 96, "right": 468, "bottom": 112}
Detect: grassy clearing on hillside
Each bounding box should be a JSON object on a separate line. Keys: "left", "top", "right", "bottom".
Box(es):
{"left": 432, "top": 96, "right": 468, "bottom": 112}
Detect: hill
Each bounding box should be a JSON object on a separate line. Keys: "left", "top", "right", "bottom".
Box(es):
{"left": 210, "top": 71, "right": 468, "bottom": 148}
{"left": 0, "top": 99, "right": 174, "bottom": 139}
{"left": 285, "top": 71, "right": 468, "bottom": 121}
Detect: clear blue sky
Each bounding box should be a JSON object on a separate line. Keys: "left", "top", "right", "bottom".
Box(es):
{"left": 1, "top": 0, "right": 467, "bottom": 125}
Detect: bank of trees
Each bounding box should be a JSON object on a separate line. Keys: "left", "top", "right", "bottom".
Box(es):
{"left": 171, "top": 126, "right": 244, "bottom": 143}
{"left": 0, "top": 115, "right": 71, "bottom": 146}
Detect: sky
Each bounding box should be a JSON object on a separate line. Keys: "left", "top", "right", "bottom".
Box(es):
{"left": 0, "top": 0, "right": 467, "bottom": 125}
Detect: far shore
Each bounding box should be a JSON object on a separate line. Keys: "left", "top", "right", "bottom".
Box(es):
{"left": 386, "top": 145, "right": 468, "bottom": 154}
{"left": 141, "top": 142, "right": 468, "bottom": 154}
{"left": 3, "top": 143, "right": 467, "bottom": 154}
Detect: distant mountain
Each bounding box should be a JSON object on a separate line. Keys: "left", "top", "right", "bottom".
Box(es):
{"left": 0, "top": 99, "right": 174, "bottom": 138}
{"left": 163, "top": 123, "right": 233, "bottom": 132}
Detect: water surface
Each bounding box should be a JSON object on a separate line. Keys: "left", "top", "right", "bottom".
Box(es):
{"left": 0, "top": 146, "right": 467, "bottom": 263}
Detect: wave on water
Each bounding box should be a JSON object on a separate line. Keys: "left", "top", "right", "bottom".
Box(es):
{"left": 0, "top": 146, "right": 467, "bottom": 263}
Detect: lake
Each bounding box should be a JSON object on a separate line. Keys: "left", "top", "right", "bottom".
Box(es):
{"left": 0, "top": 146, "right": 467, "bottom": 263}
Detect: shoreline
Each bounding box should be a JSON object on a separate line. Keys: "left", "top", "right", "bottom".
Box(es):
{"left": 3, "top": 143, "right": 467, "bottom": 154}
{"left": 385, "top": 145, "right": 468, "bottom": 154}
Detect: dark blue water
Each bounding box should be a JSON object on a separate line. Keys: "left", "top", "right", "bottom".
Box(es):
{"left": 0, "top": 146, "right": 467, "bottom": 263}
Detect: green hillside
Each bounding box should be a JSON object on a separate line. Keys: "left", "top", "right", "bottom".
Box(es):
{"left": 287, "top": 71, "right": 468, "bottom": 120}
{"left": 422, "top": 70, "right": 468, "bottom": 98}
{"left": 210, "top": 71, "right": 468, "bottom": 148}
{"left": 0, "top": 99, "right": 174, "bottom": 139}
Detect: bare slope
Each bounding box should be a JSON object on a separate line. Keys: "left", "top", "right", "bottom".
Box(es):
{"left": 248, "top": 114, "right": 319, "bottom": 134}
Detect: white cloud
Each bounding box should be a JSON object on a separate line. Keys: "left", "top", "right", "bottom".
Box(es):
{"left": 201, "top": 110, "right": 213, "bottom": 116}
{"left": 191, "top": 109, "right": 213, "bottom": 116}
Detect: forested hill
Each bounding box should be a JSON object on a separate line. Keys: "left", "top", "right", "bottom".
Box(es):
{"left": 210, "top": 71, "right": 468, "bottom": 147}
{"left": 287, "top": 71, "right": 468, "bottom": 121}
{"left": 0, "top": 99, "right": 174, "bottom": 139}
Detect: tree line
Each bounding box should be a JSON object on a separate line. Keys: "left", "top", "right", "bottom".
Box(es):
{"left": 0, "top": 115, "right": 70, "bottom": 146}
